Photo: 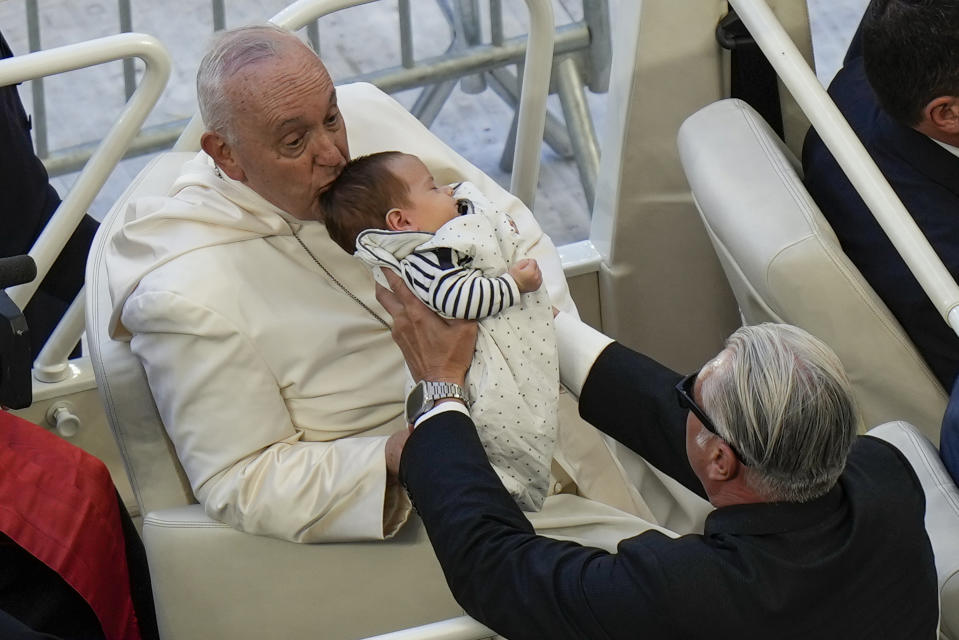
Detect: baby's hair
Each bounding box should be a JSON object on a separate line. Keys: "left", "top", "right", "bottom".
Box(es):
{"left": 321, "top": 151, "right": 413, "bottom": 253}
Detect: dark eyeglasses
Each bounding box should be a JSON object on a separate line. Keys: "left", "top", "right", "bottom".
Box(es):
{"left": 675, "top": 371, "right": 747, "bottom": 465}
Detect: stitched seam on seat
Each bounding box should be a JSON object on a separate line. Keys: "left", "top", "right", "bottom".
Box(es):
{"left": 143, "top": 517, "right": 231, "bottom": 529}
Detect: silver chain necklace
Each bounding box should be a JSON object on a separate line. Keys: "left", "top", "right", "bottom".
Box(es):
{"left": 288, "top": 224, "right": 390, "bottom": 330}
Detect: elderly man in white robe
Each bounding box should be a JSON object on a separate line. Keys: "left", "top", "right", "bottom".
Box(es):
{"left": 105, "top": 25, "right": 704, "bottom": 544}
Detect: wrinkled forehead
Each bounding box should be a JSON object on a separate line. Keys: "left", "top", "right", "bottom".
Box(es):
{"left": 226, "top": 45, "right": 335, "bottom": 123}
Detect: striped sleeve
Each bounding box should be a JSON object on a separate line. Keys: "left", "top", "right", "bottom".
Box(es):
{"left": 401, "top": 249, "right": 521, "bottom": 320}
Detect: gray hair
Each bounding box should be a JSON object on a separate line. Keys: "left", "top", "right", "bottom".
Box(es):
{"left": 196, "top": 25, "right": 307, "bottom": 141}
{"left": 700, "top": 323, "right": 861, "bottom": 503}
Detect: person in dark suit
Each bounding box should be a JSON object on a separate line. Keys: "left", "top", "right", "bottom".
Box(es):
{"left": 376, "top": 269, "right": 938, "bottom": 639}
{"left": 802, "top": 0, "right": 959, "bottom": 392}
{"left": 0, "top": 29, "right": 99, "bottom": 357}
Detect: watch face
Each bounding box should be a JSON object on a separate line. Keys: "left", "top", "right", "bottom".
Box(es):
{"left": 405, "top": 381, "right": 425, "bottom": 424}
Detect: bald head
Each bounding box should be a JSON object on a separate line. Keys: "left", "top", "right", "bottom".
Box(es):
{"left": 197, "top": 25, "right": 320, "bottom": 141}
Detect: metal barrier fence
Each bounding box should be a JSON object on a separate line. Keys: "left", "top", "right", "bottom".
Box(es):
{"left": 24, "top": 0, "right": 609, "bottom": 209}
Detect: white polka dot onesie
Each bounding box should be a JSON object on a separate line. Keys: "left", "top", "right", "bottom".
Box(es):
{"left": 355, "top": 182, "right": 558, "bottom": 511}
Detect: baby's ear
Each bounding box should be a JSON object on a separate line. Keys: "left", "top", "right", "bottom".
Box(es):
{"left": 386, "top": 207, "right": 414, "bottom": 231}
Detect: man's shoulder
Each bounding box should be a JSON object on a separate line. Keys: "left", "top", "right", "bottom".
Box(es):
{"left": 845, "top": 435, "right": 925, "bottom": 502}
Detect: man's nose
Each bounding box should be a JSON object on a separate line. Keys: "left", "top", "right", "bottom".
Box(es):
{"left": 311, "top": 132, "right": 347, "bottom": 167}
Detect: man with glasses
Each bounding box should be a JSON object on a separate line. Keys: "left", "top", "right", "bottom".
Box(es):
{"left": 378, "top": 269, "right": 938, "bottom": 638}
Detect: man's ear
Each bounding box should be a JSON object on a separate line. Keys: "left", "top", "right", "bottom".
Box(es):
{"left": 386, "top": 207, "right": 416, "bottom": 231}
{"left": 705, "top": 440, "right": 740, "bottom": 482}
{"left": 200, "top": 131, "right": 246, "bottom": 182}
{"left": 922, "top": 96, "right": 959, "bottom": 137}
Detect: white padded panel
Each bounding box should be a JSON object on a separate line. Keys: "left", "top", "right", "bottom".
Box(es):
{"left": 869, "top": 421, "right": 959, "bottom": 640}
{"left": 678, "top": 99, "right": 947, "bottom": 441}
{"left": 143, "top": 506, "right": 461, "bottom": 640}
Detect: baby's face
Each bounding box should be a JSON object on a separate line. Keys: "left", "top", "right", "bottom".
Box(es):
{"left": 389, "top": 155, "right": 459, "bottom": 232}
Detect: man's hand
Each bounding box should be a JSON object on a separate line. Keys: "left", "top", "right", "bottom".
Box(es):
{"left": 375, "top": 269, "right": 477, "bottom": 386}
{"left": 508, "top": 258, "right": 542, "bottom": 293}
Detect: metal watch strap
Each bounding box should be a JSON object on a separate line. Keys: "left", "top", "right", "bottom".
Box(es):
{"left": 423, "top": 381, "right": 466, "bottom": 403}
{"left": 406, "top": 380, "right": 468, "bottom": 426}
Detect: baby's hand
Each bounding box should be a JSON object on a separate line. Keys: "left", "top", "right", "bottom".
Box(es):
{"left": 509, "top": 258, "right": 542, "bottom": 293}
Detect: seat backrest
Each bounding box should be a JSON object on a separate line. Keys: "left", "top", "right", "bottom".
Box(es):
{"left": 678, "top": 99, "right": 947, "bottom": 442}
{"left": 869, "top": 421, "right": 959, "bottom": 639}
{"left": 86, "top": 152, "right": 199, "bottom": 517}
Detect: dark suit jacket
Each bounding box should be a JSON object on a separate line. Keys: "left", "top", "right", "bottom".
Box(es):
{"left": 802, "top": 37, "right": 959, "bottom": 390}
{"left": 400, "top": 342, "right": 939, "bottom": 639}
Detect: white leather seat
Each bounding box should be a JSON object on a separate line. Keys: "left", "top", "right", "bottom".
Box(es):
{"left": 869, "top": 421, "right": 959, "bottom": 640}
{"left": 677, "top": 98, "right": 948, "bottom": 443}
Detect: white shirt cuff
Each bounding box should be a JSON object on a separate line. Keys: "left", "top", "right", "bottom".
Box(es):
{"left": 413, "top": 400, "right": 471, "bottom": 429}
{"left": 555, "top": 312, "right": 614, "bottom": 396}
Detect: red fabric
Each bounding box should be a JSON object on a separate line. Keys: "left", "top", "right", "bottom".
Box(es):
{"left": 0, "top": 410, "right": 140, "bottom": 640}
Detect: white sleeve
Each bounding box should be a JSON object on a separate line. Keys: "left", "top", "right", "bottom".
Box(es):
{"left": 124, "top": 289, "right": 409, "bottom": 543}
{"left": 340, "top": 82, "right": 578, "bottom": 318}
{"left": 402, "top": 250, "right": 522, "bottom": 319}
{"left": 555, "top": 311, "right": 615, "bottom": 396}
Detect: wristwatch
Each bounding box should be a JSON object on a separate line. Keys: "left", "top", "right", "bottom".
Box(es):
{"left": 404, "top": 380, "right": 468, "bottom": 425}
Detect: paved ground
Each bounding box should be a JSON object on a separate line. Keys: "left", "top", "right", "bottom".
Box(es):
{"left": 0, "top": 0, "right": 868, "bottom": 245}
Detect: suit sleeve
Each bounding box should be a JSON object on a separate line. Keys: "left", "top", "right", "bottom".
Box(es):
{"left": 577, "top": 342, "right": 707, "bottom": 498}
{"left": 556, "top": 314, "right": 707, "bottom": 498}
{"left": 400, "top": 249, "right": 521, "bottom": 320}
{"left": 124, "top": 289, "right": 409, "bottom": 543}
{"left": 401, "top": 411, "right": 675, "bottom": 640}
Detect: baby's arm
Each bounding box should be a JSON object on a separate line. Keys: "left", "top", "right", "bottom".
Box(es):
{"left": 401, "top": 249, "right": 524, "bottom": 320}
{"left": 508, "top": 258, "right": 542, "bottom": 293}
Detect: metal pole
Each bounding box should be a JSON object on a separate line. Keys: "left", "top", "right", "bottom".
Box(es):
{"left": 212, "top": 0, "right": 227, "bottom": 31}
{"left": 556, "top": 57, "right": 599, "bottom": 209}
{"left": 490, "top": 0, "right": 504, "bottom": 47}
{"left": 410, "top": 79, "right": 457, "bottom": 127}
{"left": 25, "top": 0, "right": 48, "bottom": 159}
{"left": 456, "top": 0, "right": 486, "bottom": 94}
{"left": 487, "top": 67, "right": 572, "bottom": 157}
{"left": 33, "top": 290, "right": 84, "bottom": 382}
{"left": 508, "top": 0, "right": 555, "bottom": 207}
{"left": 307, "top": 21, "right": 321, "bottom": 52}
{"left": 399, "top": 0, "right": 414, "bottom": 68}
{"left": 118, "top": 0, "right": 136, "bottom": 100}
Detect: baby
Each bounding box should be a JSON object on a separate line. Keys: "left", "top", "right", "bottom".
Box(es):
{"left": 321, "top": 151, "right": 558, "bottom": 511}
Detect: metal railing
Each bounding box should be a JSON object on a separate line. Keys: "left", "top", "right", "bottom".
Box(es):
{"left": 265, "top": 0, "right": 556, "bottom": 207}
{"left": 25, "top": 0, "right": 609, "bottom": 211}
{"left": 728, "top": 0, "right": 959, "bottom": 338}
{"left": 0, "top": 33, "right": 172, "bottom": 381}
